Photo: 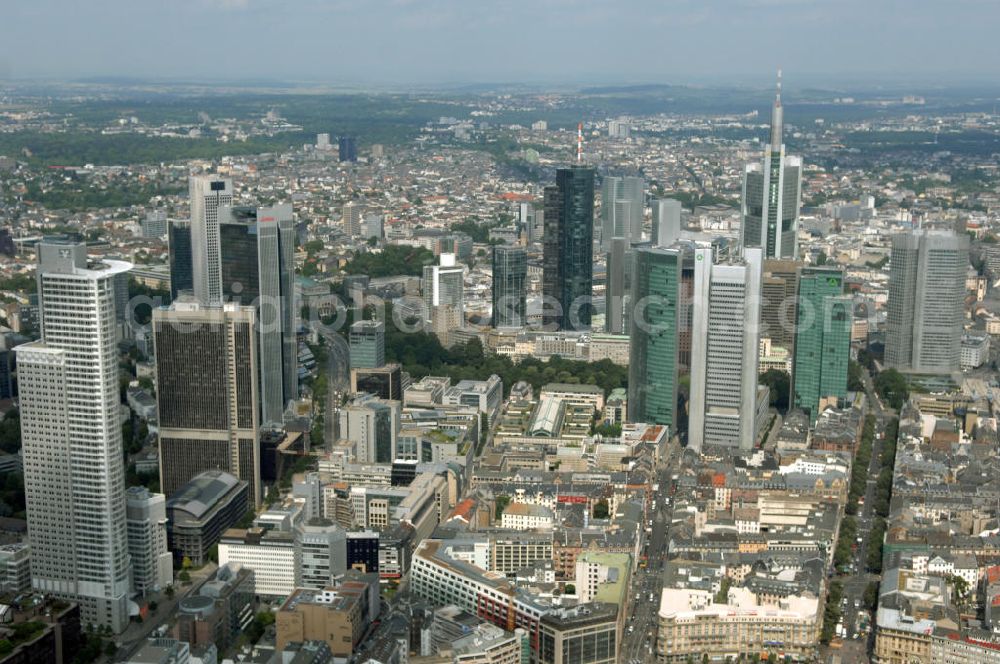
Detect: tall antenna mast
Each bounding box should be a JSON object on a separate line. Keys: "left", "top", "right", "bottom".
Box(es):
{"left": 577, "top": 122, "right": 583, "bottom": 163}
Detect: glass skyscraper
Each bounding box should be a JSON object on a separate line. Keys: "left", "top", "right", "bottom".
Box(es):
{"left": 741, "top": 74, "right": 802, "bottom": 259}
{"left": 492, "top": 245, "right": 527, "bottom": 328}
{"left": 791, "top": 267, "right": 851, "bottom": 421}
{"left": 628, "top": 244, "right": 693, "bottom": 428}
{"left": 168, "top": 219, "right": 193, "bottom": 300}
{"left": 543, "top": 166, "right": 595, "bottom": 331}
{"left": 218, "top": 205, "right": 299, "bottom": 426}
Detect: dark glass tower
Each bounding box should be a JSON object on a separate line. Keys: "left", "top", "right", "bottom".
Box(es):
{"left": 543, "top": 166, "right": 595, "bottom": 331}
{"left": 492, "top": 245, "right": 528, "bottom": 328}
{"left": 339, "top": 136, "right": 358, "bottom": 162}
{"left": 168, "top": 220, "right": 193, "bottom": 300}
{"left": 218, "top": 205, "right": 299, "bottom": 427}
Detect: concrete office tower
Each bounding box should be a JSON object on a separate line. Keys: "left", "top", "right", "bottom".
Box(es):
{"left": 652, "top": 199, "right": 683, "bottom": 248}
{"left": 741, "top": 74, "right": 802, "bottom": 259}
{"left": 492, "top": 246, "right": 527, "bottom": 328}
{"left": 342, "top": 202, "right": 364, "bottom": 237}
{"left": 218, "top": 204, "right": 298, "bottom": 427}
{"left": 296, "top": 523, "right": 348, "bottom": 589}
{"left": 543, "top": 166, "right": 595, "bottom": 331}
{"left": 142, "top": 209, "right": 168, "bottom": 239}
{"left": 168, "top": 219, "right": 193, "bottom": 300}
{"left": 605, "top": 238, "right": 630, "bottom": 335}
{"left": 422, "top": 253, "right": 464, "bottom": 323}
{"left": 628, "top": 244, "right": 694, "bottom": 428}
{"left": 601, "top": 176, "right": 644, "bottom": 250}
{"left": 760, "top": 259, "right": 802, "bottom": 351}
{"left": 689, "top": 247, "right": 763, "bottom": 452}
{"left": 339, "top": 395, "right": 401, "bottom": 464}
{"left": 154, "top": 300, "right": 262, "bottom": 505}
{"left": 885, "top": 229, "right": 969, "bottom": 374}
{"left": 126, "top": 486, "right": 173, "bottom": 596}
{"left": 792, "top": 267, "right": 851, "bottom": 421}
{"left": 190, "top": 175, "right": 234, "bottom": 306}
{"left": 15, "top": 242, "right": 132, "bottom": 631}
{"left": 349, "top": 320, "right": 386, "bottom": 369}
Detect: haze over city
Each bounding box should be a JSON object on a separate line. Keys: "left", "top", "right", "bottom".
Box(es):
{"left": 3, "top": 0, "right": 1000, "bottom": 85}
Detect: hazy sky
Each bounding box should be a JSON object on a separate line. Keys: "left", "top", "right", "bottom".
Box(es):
{"left": 2, "top": 0, "right": 998, "bottom": 86}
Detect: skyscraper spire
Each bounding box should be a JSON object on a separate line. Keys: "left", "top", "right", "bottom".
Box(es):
{"left": 770, "top": 68, "right": 783, "bottom": 150}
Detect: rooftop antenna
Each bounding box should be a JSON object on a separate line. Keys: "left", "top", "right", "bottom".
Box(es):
{"left": 577, "top": 122, "right": 583, "bottom": 163}
{"left": 770, "top": 68, "right": 784, "bottom": 150}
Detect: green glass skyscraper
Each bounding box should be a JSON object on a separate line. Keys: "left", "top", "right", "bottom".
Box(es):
{"left": 628, "top": 244, "right": 693, "bottom": 427}
{"left": 492, "top": 245, "right": 527, "bottom": 328}
{"left": 791, "top": 267, "right": 851, "bottom": 421}
{"left": 543, "top": 166, "right": 595, "bottom": 330}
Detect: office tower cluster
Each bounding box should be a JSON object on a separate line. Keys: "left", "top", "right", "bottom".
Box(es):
{"left": 168, "top": 177, "right": 298, "bottom": 427}
{"left": 12, "top": 174, "right": 307, "bottom": 630}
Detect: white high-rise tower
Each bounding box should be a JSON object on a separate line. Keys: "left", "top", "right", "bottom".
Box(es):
{"left": 190, "top": 175, "right": 233, "bottom": 306}
{"left": 688, "top": 246, "right": 764, "bottom": 452}
{"left": 16, "top": 242, "right": 132, "bottom": 631}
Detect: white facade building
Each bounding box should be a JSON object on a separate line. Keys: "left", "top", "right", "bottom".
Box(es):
{"left": 16, "top": 242, "right": 133, "bottom": 631}
{"left": 126, "top": 486, "right": 173, "bottom": 595}
{"left": 189, "top": 175, "right": 233, "bottom": 306}
{"left": 688, "top": 247, "right": 763, "bottom": 452}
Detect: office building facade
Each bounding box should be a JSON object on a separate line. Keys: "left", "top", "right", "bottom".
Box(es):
{"left": 349, "top": 320, "right": 386, "bottom": 369}
{"left": 605, "top": 237, "right": 630, "bottom": 336}
{"left": 760, "top": 259, "right": 801, "bottom": 351}
{"left": 600, "top": 175, "right": 643, "bottom": 249}
{"left": 689, "top": 247, "right": 763, "bottom": 451}
{"left": 339, "top": 136, "right": 357, "bottom": 163}
{"left": 15, "top": 242, "right": 132, "bottom": 631}
{"left": 189, "top": 175, "right": 233, "bottom": 306}
{"left": 423, "top": 253, "right": 465, "bottom": 323}
{"left": 628, "top": 245, "right": 692, "bottom": 428}
{"left": 652, "top": 198, "right": 682, "bottom": 247}
{"left": 154, "top": 301, "right": 262, "bottom": 504}
{"left": 741, "top": 79, "right": 801, "bottom": 259}
{"left": 543, "top": 166, "right": 595, "bottom": 331}
{"left": 219, "top": 204, "right": 298, "bottom": 425}
{"left": 791, "top": 267, "right": 851, "bottom": 421}
{"left": 168, "top": 219, "right": 193, "bottom": 300}
{"left": 492, "top": 245, "right": 528, "bottom": 328}
{"left": 126, "top": 486, "right": 173, "bottom": 596}
{"left": 885, "top": 230, "right": 969, "bottom": 374}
